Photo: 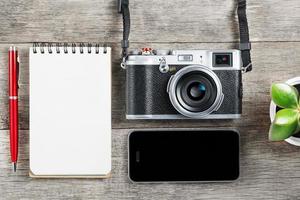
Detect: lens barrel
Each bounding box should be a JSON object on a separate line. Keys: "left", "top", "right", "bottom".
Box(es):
{"left": 167, "top": 65, "right": 224, "bottom": 118}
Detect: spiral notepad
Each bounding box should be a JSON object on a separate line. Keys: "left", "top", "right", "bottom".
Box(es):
{"left": 29, "top": 43, "right": 111, "bottom": 178}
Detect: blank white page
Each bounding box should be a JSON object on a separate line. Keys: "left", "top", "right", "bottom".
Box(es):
{"left": 29, "top": 46, "right": 111, "bottom": 177}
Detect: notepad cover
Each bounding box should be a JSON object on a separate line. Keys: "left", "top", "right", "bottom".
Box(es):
{"left": 29, "top": 46, "right": 111, "bottom": 177}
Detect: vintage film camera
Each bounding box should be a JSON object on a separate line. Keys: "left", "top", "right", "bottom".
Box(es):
{"left": 118, "top": 0, "right": 252, "bottom": 119}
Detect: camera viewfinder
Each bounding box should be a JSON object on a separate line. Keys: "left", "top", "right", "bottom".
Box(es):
{"left": 213, "top": 53, "right": 232, "bottom": 67}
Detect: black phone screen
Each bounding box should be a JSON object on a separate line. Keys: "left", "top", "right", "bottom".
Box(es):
{"left": 129, "top": 130, "right": 239, "bottom": 182}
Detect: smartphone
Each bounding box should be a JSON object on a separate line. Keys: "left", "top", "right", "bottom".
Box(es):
{"left": 128, "top": 130, "right": 239, "bottom": 182}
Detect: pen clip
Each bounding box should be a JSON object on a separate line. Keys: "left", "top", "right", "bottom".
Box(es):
{"left": 17, "top": 53, "right": 20, "bottom": 90}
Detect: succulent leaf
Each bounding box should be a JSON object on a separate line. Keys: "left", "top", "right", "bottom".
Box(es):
{"left": 271, "top": 83, "right": 299, "bottom": 109}
{"left": 297, "top": 114, "right": 300, "bottom": 133}
{"left": 269, "top": 109, "right": 299, "bottom": 141}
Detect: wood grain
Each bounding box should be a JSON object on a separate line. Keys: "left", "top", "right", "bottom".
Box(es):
{"left": 0, "top": 0, "right": 300, "bottom": 199}
{"left": 0, "top": 0, "right": 299, "bottom": 43}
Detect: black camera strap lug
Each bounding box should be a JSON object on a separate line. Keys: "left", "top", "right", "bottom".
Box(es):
{"left": 118, "top": 0, "right": 130, "bottom": 69}
{"left": 242, "top": 62, "right": 252, "bottom": 74}
{"left": 121, "top": 56, "right": 127, "bottom": 69}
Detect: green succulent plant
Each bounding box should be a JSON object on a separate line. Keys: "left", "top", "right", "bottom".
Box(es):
{"left": 269, "top": 83, "right": 300, "bottom": 141}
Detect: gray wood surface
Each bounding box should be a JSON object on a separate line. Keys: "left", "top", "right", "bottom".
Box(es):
{"left": 0, "top": 0, "right": 300, "bottom": 43}
{"left": 0, "top": 0, "right": 300, "bottom": 199}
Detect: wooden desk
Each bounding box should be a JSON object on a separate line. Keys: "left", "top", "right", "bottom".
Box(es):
{"left": 0, "top": 0, "right": 299, "bottom": 199}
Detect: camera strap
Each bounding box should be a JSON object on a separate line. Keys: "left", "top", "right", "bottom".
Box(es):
{"left": 118, "top": 0, "right": 252, "bottom": 72}
{"left": 238, "top": 0, "right": 252, "bottom": 72}
{"left": 118, "top": 0, "right": 130, "bottom": 68}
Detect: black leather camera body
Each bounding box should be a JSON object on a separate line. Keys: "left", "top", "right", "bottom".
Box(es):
{"left": 126, "top": 50, "right": 243, "bottom": 119}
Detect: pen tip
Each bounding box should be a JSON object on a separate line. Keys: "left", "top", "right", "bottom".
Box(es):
{"left": 12, "top": 163, "right": 17, "bottom": 172}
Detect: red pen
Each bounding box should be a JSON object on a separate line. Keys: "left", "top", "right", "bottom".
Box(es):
{"left": 9, "top": 46, "right": 19, "bottom": 172}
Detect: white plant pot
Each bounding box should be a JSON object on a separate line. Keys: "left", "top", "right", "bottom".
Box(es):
{"left": 270, "top": 77, "right": 300, "bottom": 146}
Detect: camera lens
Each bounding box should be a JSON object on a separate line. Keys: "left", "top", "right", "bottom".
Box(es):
{"left": 187, "top": 82, "right": 206, "bottom": 101}
{"left": 175, "top": 72, "right": 217, "bottom": 113}
{"left": 167, "top": 65, "right": 224, "bottom": 118}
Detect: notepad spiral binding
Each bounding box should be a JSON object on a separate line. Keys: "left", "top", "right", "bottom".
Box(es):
{"left": 32, "top": 43, "right": 108, "bottom": 54}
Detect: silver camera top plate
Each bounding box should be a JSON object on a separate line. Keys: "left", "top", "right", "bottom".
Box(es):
{"left": 126, "top": 49, "right": 242, "bottom": 71}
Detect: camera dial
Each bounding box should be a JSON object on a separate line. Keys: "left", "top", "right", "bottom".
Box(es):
{"left": 167, "top": 65, "right": 224, "bottom": 118}
{"left": 141, "top": 47, "right": 153, "bottom": 55}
